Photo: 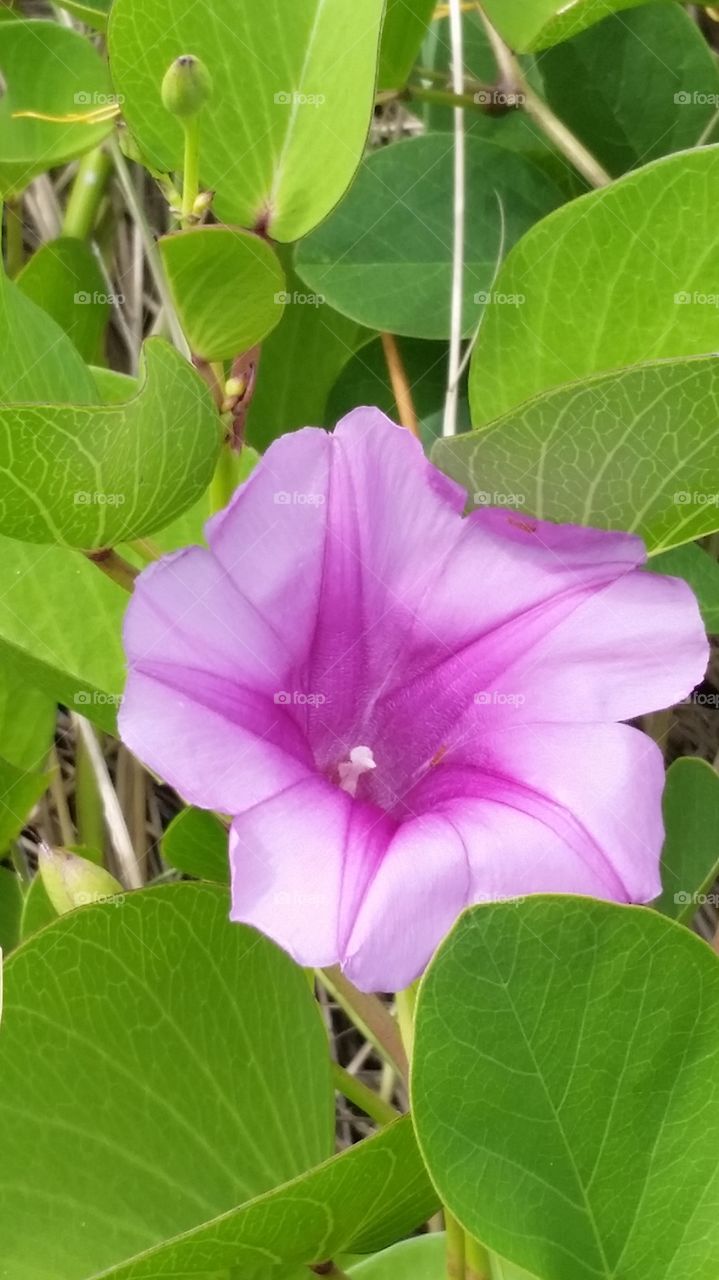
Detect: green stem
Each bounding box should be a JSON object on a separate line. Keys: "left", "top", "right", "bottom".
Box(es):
{"left": 331, "top": 1060, "right": 400, "bottom": 1128}
{"left": 75, "top": 726, "right": 105, "bottom": 854}
{"left": 210, "top": 435, "right": 237, "bottom": 513}
{"left": 4, "top": 197, "right": 24, "bottom": 278}
{"left": 395, "top": 982, "right": 418, "bottom": 1059}
{"left": 445, "top": 1210, "right": 467, "bottom": 1280}
{"left": 181, "top": 115, "right": 201, "bottom": 225}
{"left": 318, "top": 966, "right": 409, "bottom": 1081}
{"left": 62, "top": 147, "right": 112, "bottom": 240}
{"left": 465, "top": 1234, "right": 492, "bottom": 1280}
{"left": 405, "top": 83, "right": 484, "bottom": 111}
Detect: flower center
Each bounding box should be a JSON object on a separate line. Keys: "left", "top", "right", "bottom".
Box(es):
{"left": 337, "top": 745, "right": 376, "bottom": 797}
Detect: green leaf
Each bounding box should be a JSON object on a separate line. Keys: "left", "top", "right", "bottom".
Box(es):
{"left": 469, "top": 144, "right": 719, "bottom": 424}
{"left": 159, "top": 227, "right": 285, "bottom": 362}
{"left": 161, "top": 807, "right": 229, "bottom": 884}
{"left": 0, "top": 539, "right": 125, "bottom": 731}
{"left": 435, "top": 354, "right": 719, "bottom": 553}
{"left": 20, "top": 873, "right": 57, "bottom": 941}
{"left": 0, "top": 665, "right": 55, "bottom": 772}
{"left": 480, "top": 0, "right": 674, "bottom": 52}
{"left": 0, "top": 754, "right": 47, "bottom": 852}
{"left": 16, "top": 238, "right": 110, "bottom": 363}
{"left": 0, "top": 866, "right": 23, "bottom": 952}
{"left": 0, "top": 20, "right": 114, "bottom": 195}
{"left": 327, "top": 335, "right": 469, "bottom": 449}
{"left": 349, "top": 1234, "right": 445, "bottom": 1277}
{"left": 655, "top": 758, "right": 719, "bottom": 923}
{"left": 90, "top": 366, "right": 139, "bottom": 404}
{"left": 649, "top": 544, "right": 719, "bottom": 633}
{"left": 246, "top": 258, "right": 370, "bottom": 450}
{"left": 55, "top": 0, "right": 110, "bottom": 30}
{"left": 295, "top": 135, "right": 565, "bottom": 340}
{"left": 0, "top": 883, "right": 334, "bottom": 1280}
{"left": 0, "top": 258, "right": 96, "bottom": 403}
{"left": 413, "top": 896, "right": 719, "bottom": 1280}
{"left": 108, "top": 0, "right": 384, "bottom": 241}
{"left": 95, "top": 1115, "right": 436, "bottom": 1279}
{"left": 539, "top": 5, "right": 719, "bottom": 177}
{"left": 0, "top": 337, "right": 221, "bottom": 547}
{"left": 378, "top": 0, "right": 437, "bottom": 91}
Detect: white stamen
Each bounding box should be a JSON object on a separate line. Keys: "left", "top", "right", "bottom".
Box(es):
{"left": 338, "top": 745, "right": 376, "bottom": 797}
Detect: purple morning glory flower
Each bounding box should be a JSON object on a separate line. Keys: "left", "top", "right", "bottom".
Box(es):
{"left": 120, "top": 410, "right": 707, "bottom": 992}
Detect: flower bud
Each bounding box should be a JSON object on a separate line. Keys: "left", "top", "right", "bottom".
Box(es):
{"left": 161, "top": 55, "right": 212, "bottom": 119}
{"left": 39, "top": 843, "right": 124, "bottom": 916}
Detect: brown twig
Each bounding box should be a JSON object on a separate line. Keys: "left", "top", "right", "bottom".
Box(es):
{"left": 381, "top": 332, "right": 420, "bottom": 438}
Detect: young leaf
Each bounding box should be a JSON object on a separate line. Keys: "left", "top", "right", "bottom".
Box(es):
{"left": 469, "top": 145, "right": 719, "bottom": 424}
{"left": 435, "top": 355, "right": 719, "bottom": 554}
{"left": 377, "top": 0, "right": 437, "bottom": 91}
{"left": 0, "top": 20, "right": 113, "bottom": 195}
{"left": 295, "top": 135, "right": 565, "bottom": 340}
{"left": 0, "top": 338, "right": 222, "bottom": 547}
{"left": 159, "top": 227, "right": 285, "bottom": 362}
{"left": 108, "top": 0, "right": 385, "bottom": 241}
{"left": 349, "top": 1233, "right": 445, "bottom": 1277}
{"left": 413, "top": 896, "right": 719, "bottom": 1280}
{"left": 655, "top": 758, "right": 719, "bottom": 923}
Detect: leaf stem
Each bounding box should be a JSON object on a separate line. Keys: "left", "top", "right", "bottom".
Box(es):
{"left": 331, "top": 1060, "right": 401, "bottom": 1127}
{"left": 380, "top": 333, "right": 420, "bottom": 437}
{"left": 83, "top": 548, "right": 138, "bottom": 593}
{"left": 318, "top": 966, "right": 409, "bottom": 1082}
{"left": 465, "top": 1234, "right": 492, "bottom": 1279}
{"left": 181, "top": 116, "right": 201, "bottom": 226}
{"left": 475, "top": 4, "right": 611, "bottom": 189}
{"left": 4, "top": 197, "right": 24, "bottom": 278}
{"left": 62, "top": 147, "right": 112, "bottom": 241}
{"left": 445, "top": 1210, "right": 467, "bottom": 1279}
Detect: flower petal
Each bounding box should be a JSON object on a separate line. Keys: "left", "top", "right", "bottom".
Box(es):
{"left": 229, "top": 779, "right": 396, "bottom": 971}
{"left": 120, "top": 546, "right": 313, "bottom": 813}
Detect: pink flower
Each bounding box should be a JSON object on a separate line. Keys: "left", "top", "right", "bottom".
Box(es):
{"left": 120, "top": 411, "right": 707, "bottom": 992}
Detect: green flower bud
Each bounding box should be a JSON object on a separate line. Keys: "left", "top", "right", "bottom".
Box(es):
{"left": 161, "top": 55, "right": 212, "bottom": 119}
{"left": 39, "top": 843, "right": 124, "bottom": 916}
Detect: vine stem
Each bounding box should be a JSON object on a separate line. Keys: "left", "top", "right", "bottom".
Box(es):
{"left": 442, "top": 0, "right": 466, "bottom": 439}
{"left": 445, "top": 1210, "right": 467, "bottom": 1280}
{"left": 331, "top": 1061, "right": 400, "bottom": 1128}
{"left": 475, "top": 3, "right": 611, "bottom": 189}
{"left": 62, "top": 147, "right": 112, "bottom": 240}
{"left": 380, "top": 333, "right": 420, "bottom": 437}
{"left": 318, "top": 966, "right": 409, "bottom": 1081}
{"left": 466, "top": 1234, "right": 492, "bottom": 1279}
{"left": 181, "top": 116, "right": 201, "bottom": 226}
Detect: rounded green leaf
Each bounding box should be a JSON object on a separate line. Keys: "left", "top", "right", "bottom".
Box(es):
{"left": 162, "top": 807, "right": 229, "bottom": 884}
{"left": 349, "top": 1233, "right": 445, "bottom": 1277}
{"left": 413, "top": 896, "right": 719, "bottom": 1280}
{"left": 16, "top": 237, "right": 110, "bottom": 363}
{"left": 295, "top": 135, "right": 565, "bottom": 340}
{"left": 539, "top": 5, "right": 719, "bottom": 177}
{"left": 435, "top": 355, "right": 719, "bottom": 553}
{"left": 159, "top": 227, "right": 285, "bottom": 362}
{"left": 0, "top": 20, "right": 114, "bottom": 195}
{"left": 0, "top": 883, "right": 334, "bottom": 1278}
{"left": 108, "top": 0, "right": 384, "bottom": 241}
{"left": 656, "top": 757, "right": 719, "bottom": 924}
{"left": 469, "top": 145, "right": 719, "bottom": 424}
{"left": 0, "top": 338, "right": 222, "bottom": 547}
{"left": 481, "top": 0, "right": 673, "bottom": 52}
